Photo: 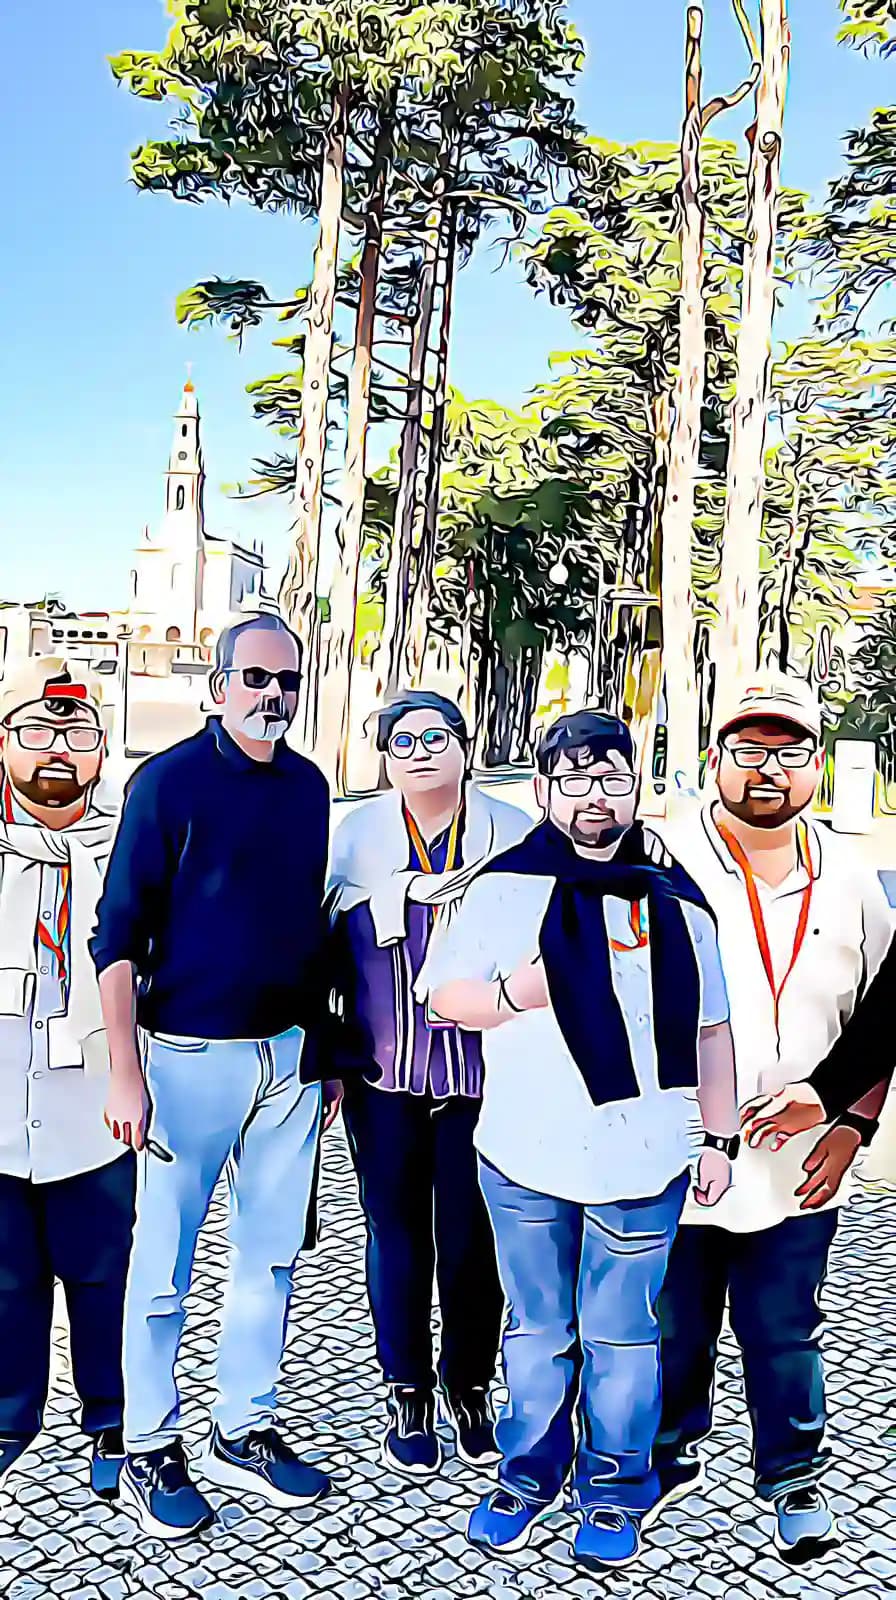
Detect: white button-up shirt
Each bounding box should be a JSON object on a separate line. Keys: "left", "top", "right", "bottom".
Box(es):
{"left": 663, "top": 807, "right": 895, "bottom": 1232}
{"left": 0, "top": 794, "right": 120, "bottom": 1184}
{"left": 420, "top": 874, "right": 729, "bottom": 1206}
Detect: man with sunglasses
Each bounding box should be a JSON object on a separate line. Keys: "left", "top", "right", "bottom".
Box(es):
{"left": 0, "top": 660, "right": 135, "bottom": 1499}
{"left": 418, "top": 710, "right": 738, "bottom": 1571}
{"left": 91, "top": 612, "right": 335, "bottom": 1540}
{"left": 327, "top": 690, "right": 530, "bottom": 1477}
{"left": 653, "top": 673, "right": 892, "bottom": 1558}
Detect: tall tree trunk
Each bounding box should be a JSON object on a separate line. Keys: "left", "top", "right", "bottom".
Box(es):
{"left": 775, "top": 450, "right": 809, "bottom": 673}
{"left": 658, "top": 5, "right": 707, "bottom": 804}
{"left": 324, "top": 104, "right": 394, "bottom": 795}
{"left": 714, "top": 0, "right": 790, "bottom": 717}
{"left": 279, "top": 83, "right": 349, "bottom": 746}
{"left": 406, "top": 200, "right": 460, "bottom": 684}
{"left": 376, "top": 223, "right": 440, "bottom": 696}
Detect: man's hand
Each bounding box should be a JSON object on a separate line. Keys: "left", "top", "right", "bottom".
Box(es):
{"left": 693, "top": 1148, "right": 732, "bottom": 1207}
{"left": 505, "top": 956, "right": 550, "bottom": 1013}
{"left": 796, "top": 1124, "right": 862, "bottom": 1211}
{"left": 323, "top": 1079, "right": 344, "bottom": 1132}
{"left": 643, "top": 829, "right": 673, "bottom": 868}
{"left": 741, "top": 1082, "right": 827, "bottom": 1150}
{"left": 104, "top": 1064, "right": 148, "bottom": 1152}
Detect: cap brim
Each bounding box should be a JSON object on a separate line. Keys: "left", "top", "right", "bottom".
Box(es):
{"left": 719, "top": 710, "right": 819, "bottom": 740}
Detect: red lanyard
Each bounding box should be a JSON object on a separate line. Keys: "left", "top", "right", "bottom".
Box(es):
{"left": 611, "top": 901, "right": 648, "bottom": 952}
{"left": 715, "top": 817, "right": 815, "bottom": 1026}
{"left": 3, "top": 778, "right": 72, "bottom": 990}
{"left": 404, "top": 805, "right": 462, "bottom": 927}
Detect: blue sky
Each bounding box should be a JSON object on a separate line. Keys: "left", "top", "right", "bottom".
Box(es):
{"left": 2, "top": 0, "right": 892, "bottom": 611}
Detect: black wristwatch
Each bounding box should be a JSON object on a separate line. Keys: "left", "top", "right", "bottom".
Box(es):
{"left": 702, "top": 1131, "right": 741, "bottom": 1160}
{"left": 835, "top": 1111, "right": 879, "bottom": 1148}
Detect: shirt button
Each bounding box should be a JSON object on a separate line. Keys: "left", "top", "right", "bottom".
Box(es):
{"left": 31, "top": 1120, "right": 41, "bottom": 1129}
{"left": 34, "top": 1020, "right": 44, "bottom": 1030}
{"left": 41, "top": 911, "right": 51, "bottom": 922}
{"left": 32, "top": 1071, "right": 43, "bottom": 1081}
{"left": 40, "top": 966, "right": 49, "bottom": 976}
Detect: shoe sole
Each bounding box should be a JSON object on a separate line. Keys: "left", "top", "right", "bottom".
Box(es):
{"left": 380, "top": 1430, "right": 443, "bottom": 1481}
{"left": 200, "top": 1454, "right": 331, "bottom": 1510}
{"left": 468, "top": 1493, "right": 564, "bottom": 1554}
{"left": 117, "top": 1468, "right": 215, "bottom": 1543}
{"left": 773, "top": 1519, "right": 836, "bottom": 1557}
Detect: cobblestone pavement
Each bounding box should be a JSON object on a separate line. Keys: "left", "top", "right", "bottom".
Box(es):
{"left": 2, "top": 1131, "right": 895, "bottom": 1600}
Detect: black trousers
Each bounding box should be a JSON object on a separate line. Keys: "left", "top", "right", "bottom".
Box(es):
{"left": 656, "top": 1213, "right": 838, "bottom": 1500}
{"left": 0, "top": 1153, "right": 136, "bottom": 1440}
{"left": 343, "top": 1081, "right": 504, "bottom": 1394}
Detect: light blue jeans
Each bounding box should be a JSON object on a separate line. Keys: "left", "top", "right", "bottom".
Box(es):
{"left": 479, "top": 1158, "right": 688, "bottom": 1513}
{"left": 123, "top": 1029, "right": 321, "bottom": 1454}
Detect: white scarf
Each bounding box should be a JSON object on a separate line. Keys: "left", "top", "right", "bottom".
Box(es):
{"left": 328, "top": 782, "right": 532, "bottom": 945}
{"left": 0, "top": 780, "right": 119, "bottom": 1073}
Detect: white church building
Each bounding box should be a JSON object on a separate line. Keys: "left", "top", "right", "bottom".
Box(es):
{"left": 128, "top": 379, "right": 269, "bottom": 650}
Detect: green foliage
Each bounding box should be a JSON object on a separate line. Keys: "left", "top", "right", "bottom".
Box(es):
{"left": 838, "top": 0, "right": 896, "bottom": 53}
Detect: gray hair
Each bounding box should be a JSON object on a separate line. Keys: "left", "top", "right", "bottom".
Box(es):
{"left": 213, "top": 612, "right": 301, "bottom": 675}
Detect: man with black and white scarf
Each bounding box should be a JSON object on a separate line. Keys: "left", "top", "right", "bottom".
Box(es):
{"left": 0, "top": 659, "right": 133, "bottom": 1499}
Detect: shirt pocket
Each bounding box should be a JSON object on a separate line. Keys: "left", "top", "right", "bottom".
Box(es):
{"left": 150, "top": 1033, "right": 209, "bottom": 1054}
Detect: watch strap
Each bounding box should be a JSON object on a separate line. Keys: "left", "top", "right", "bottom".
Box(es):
{"left": 702, "top": 1131, "right": 740, "bottom": 1160}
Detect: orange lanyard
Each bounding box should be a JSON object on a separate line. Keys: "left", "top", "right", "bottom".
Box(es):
{"left": 611, "top": 901, "right": 648, "bottom": 952}
{"left": 3, "top": 779, "right": 72, "bottom": 991}
{"left": 404, "top": 806, "right": 461, "bottom": 923}
{"left": 715, "top": 818, "right": 815, "bottom": 1026}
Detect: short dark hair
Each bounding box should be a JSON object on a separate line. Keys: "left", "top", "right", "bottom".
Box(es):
{"left": 214, "top": 612, "right": 301, "bottom": 675}
{"left": 537, "top": 709, "right": 635, "bottom": 775}
{"left": 376, "top": 689, "right": 469, "bottom": 753}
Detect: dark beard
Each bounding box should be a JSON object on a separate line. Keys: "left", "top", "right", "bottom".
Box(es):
{"left": 722, "top": 791, "right": 803, "bottom": 830}
{"left": 13, "top": 769, "right": 89, "bottom": 809}
{"left": 569, "top": 817, "right": 628, "bottom": 851}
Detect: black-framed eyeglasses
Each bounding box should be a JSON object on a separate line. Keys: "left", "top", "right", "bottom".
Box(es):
{"left": 6, "top": 723, "right": 103, "bottom": 753}
{"left": 549, "top": 771, "right": 636, "bottom": 798}
{"left": 723, "top": 742, "right": 815, "bottom": 771}
{"left": 388, "top": 727, "right": 457, "bottom": 759}
{"left": 223, "top": 667, "right": 301, "bottom": 693}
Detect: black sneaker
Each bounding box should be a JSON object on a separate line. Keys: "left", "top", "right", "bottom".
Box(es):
{"left": 382, "top": 1387, "right": 442, "bottom": 1478}
{"left": 445, "top": 1388, "right": 501, "bottom": 1468}
{"left": 118, "top": 1441, "right": 214, "bottom": 1541}
{"left": 90, "top": 1427, "right": 126, "bottom": 1500}
{"left": 654, "top": 1451, "right": 705, "bottom": 1513}
{"left": 203, "top": 1426, "right": 331, "bottom": 1508}
{"left": 0, "top": 1436, "right": 32, "bottom": 1479}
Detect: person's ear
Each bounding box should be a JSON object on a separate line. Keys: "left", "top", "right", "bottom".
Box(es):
{"left": 209, "top": 670, "right": 226, "bottom": 707}
{"left": 534, "top": 773, "right": 548, "bottom": 812}
{"left": 707, "top": 745, "right": 720, "bottom": 774}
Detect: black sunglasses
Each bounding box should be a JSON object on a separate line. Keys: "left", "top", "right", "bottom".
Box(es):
{"left": 223, "top": 667, "right": 301, "bottom": 693}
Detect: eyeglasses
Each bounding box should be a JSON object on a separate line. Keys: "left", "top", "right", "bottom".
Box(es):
{"left": 724, "top": 743, "right": 815, "bottom": 771}
{"left": 223, "top": 667, "right": 301, "bottom": 693}
{"left": 7, "top": 724, "right": 103, "bottom": 753}
{"left": 388, "top": 727, "right": 456, "bottom": 759}
{"left": 549, "top": 771, "right": 636, "bottom": 798}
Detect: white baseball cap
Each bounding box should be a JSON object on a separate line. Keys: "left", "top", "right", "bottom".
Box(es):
{"left": 716, "top": 671, "right": 822, "bottom": 743}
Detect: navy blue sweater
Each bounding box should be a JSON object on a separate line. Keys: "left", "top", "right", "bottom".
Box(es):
{"left": 91, "top": 719, "right": 331, "bottom": 1051}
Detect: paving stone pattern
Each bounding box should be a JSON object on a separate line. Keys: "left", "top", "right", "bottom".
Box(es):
{"left": 1, "top": 1131, "right": 895, "bottom": 1600}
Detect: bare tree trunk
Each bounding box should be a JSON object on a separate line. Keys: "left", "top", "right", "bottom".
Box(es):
{"left": 658, "top": 5, "right": 707, "bottom": 803}
{"left": 714, "top": 0, "right": 790, "bottom": 716}
{"left": 324, "top": 106, "right": 394, "bottom": 795}
{"left": 775, "top": 451, "right": 809, "bottom": 673}
{"left": 376, "top": 224, "right": 440, "bottom": 696}
{"left": 279, "top": 83, "right": 349, "bottom": 746}
{"left": 406, "top": 201, "right": 460, "bottom": 684}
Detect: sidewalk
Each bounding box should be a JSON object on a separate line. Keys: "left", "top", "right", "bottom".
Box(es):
{"left": 1, "top": 1130, "right": 895, "bottom": 1600}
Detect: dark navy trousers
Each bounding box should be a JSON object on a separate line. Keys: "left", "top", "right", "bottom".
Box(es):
{"left": 656, "top": 1213, "right": 838, "bottom": 1499}
{"left": 0, "top": 1153, "right": 136, "bottom": 1440}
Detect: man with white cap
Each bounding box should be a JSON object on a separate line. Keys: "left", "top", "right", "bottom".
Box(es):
{"left": 654, "top": 671, "right": 893, "bottom": 1557}
{"left": 0, "top": 659, "right": 133, "bottom": 1497}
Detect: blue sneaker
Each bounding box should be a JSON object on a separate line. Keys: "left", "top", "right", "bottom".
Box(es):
{"left": 90, "top": 1427, "right": 125, "bottom": 1500}
{"left": 203, "top": 1426, "right": 331, "bottom": 1508}
{"left": 118, "top": 1442, "right": 215, "bottom": 1542}
{"left": 468, "top": 1488, "right": 556, "bottom": 1553}
{"left": 575, "top": 1508, "right": 643, "bottom": 1570}
{"left": 774, "top": 1487, "right": 834, "bottom": 1556}
{"left": 381, "top": 1387, "right": 442, "bottom": 1479}
{"left": 0, "top": 1436, "right": 32, "bottom": 1479}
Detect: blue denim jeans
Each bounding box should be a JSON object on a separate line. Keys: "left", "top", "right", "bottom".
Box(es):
{"left": 123, "top": 1029, "right": 321, "bottom": 1454}
{"left": 479, "top": 1158, "right": 688, "bottom": 1513}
